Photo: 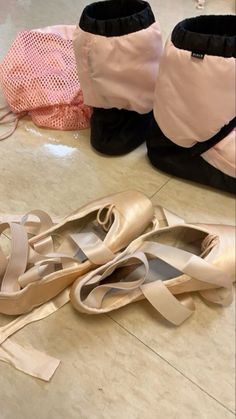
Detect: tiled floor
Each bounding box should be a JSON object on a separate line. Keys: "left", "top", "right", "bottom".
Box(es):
{"left": 0, "top": 1, "right": 235, "bottom": 418}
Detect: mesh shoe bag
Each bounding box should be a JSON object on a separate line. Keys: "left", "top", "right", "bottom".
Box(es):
{"left": 0, "top": 25, "right": 92, "bottom": 139}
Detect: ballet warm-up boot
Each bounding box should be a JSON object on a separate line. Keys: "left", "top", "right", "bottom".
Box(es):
{"left": 147, "top": 15, "right": 236, "bottom": 193}
{"left": 73, "top": 0, "right": 162, "bottom": 155}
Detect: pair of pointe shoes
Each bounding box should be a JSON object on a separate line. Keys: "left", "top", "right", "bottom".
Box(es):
{"left": 0, "top": 191, "right": 235, "bottom": 326}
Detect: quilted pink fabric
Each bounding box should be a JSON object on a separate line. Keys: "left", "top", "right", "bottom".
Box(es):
{"left": 0, "top": 25, "right": 92, "bottom": 131}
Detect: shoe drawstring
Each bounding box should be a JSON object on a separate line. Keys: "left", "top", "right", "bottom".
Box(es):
{"left": 201, "top": 234, "right": 219, "bottom": 258}
{"left": 0, "top": 105, "right": 23, "bottom": 140}
{"left": 96, "top": 204, "right": 115, "bottom": 232}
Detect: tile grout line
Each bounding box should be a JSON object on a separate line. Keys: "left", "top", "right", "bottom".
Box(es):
{"left": 107, "top": 314, "right": 235, "bottom": 416}
{"left": 149, "top": 177, "right": 172, "bottom": 199}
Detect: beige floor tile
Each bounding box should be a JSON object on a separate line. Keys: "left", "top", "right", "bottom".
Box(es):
{"left": 0, "top": 304, "right": 235, "bottom": 419}
{"left": 151, "top": 178, "right": 235, "bottom": 225}
{"left": 0, "top": 120, "right": 168, "bottom": 216}
{"left": 109, "top": 293, "right": 236, "bottom": 413}
{"left": 156, "top": 0, "right": 235, "bottom": 40}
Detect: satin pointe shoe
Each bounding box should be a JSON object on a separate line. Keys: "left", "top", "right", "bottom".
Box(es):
{"left": 70, "top": 209, "right": 235, "bottom": 325}
{"left": 0, "top": 190, "right": 154, "bottom": 315}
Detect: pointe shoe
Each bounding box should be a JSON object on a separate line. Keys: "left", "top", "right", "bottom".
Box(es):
{"left": 0, "top": 190, "right": 154, "bottom": 315}
{"left": 70, "top": 210, "right": 235, "bottom": 325}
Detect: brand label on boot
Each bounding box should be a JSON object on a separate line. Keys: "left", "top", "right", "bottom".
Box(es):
{"left": 191, "top": 52, "right": 205, "bottom": 59}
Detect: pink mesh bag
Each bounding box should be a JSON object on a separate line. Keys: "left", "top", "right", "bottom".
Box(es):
{"left": 0, "top": 25, "right": 92, "bottom": 138}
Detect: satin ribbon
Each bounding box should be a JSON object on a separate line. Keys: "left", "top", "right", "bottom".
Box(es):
{"left": 0, "top": 288, "right": 70, "bottom": 380}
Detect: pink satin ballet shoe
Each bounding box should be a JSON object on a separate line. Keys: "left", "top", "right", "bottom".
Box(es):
{"left": 70, "top": 209, "right": 235, "bottom": 325}
{"left": 0, "top": 190, "right": 154, "bottom": 315}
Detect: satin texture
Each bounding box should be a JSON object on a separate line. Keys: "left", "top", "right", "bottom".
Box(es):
{"left": 71, "top": 209, "right": 235, "bottom": 325}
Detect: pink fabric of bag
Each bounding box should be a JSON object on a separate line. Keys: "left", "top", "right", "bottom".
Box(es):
{"left": 153, "top": 38, "right": 236, "bottom": 178}
{"left": 0, "top": 25, "right": 92, "bottom": 138}
{"left": 73, "top": 22, "right": 162, "bottom": 114}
